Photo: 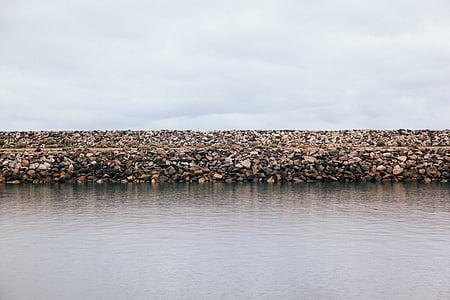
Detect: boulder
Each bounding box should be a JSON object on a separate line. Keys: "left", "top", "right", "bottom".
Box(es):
{"left": 393, "top": 165, "right": 404, "bottom": 175}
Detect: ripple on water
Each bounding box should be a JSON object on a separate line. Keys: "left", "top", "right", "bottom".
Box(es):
{"left": 0, "top": 182, "right": 449, "bottom": 300}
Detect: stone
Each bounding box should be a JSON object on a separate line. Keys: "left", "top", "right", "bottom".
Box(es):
{"left": 38, "top": 162, "right": 51, "bottom": 170}
{"left": 167, "top": 166, "right": 177, "bottom": 175}
{"left": 213, "top": 173, "right": 223, "bottom": 180}
{"left": 138, "top": 174, "right": 150, "bottom": 180}
{"left": 241, "top": 159, "right": 251, "bottom": 169}
{"left": 0, "top": 130, "right": 448, "bottom": 184}
{"left": 376, "top": 165, "right": 386, "bottom": 172}
{"left": 304, "top": 156, "right": 317, "bottom": 163}
{"left": 7, "top": 180, "right": 21, "bottom": 184}
{"left": 350, "top": 157, "right": 362, "bottom": 163}
{"left": 426, "top": 167, "right": 438, "bottom": 176}
{"left": 392, "top": 165, "right": 404, "bottom": 175}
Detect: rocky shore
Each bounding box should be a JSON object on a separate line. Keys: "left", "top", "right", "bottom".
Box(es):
{"left": 1, "top": 130, "right": 449, "bottom": 184}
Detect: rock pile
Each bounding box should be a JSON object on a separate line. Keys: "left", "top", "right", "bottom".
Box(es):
{"left": 1, "top": 130, "right": 448, "bottom": 184}
{"left": 1, "top": 129, "right": 449, "bottom": 149}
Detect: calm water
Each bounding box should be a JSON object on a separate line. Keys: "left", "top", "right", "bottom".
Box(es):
{"left": 1, "top": 183, "right": 449, "bottom": 300}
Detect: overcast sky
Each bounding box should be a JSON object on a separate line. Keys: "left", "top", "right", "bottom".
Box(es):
{"left": 1, "top": 0, "right": 449, "bottom": 130}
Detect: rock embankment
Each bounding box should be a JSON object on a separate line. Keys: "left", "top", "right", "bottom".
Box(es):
{"left": 1, "top": 130, "right": 449, "bottom": 184}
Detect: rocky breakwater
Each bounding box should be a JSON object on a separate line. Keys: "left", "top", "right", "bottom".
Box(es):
{"left": 0, "top": 130, "right": 449, "bottom": 184}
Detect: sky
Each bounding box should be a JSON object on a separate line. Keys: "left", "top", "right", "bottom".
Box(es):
{"left": 1, "top": 0, "right": 449, "bottom": 130}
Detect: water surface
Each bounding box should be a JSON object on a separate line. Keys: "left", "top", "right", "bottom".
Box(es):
{"left": 1, "top": 183, "right": 449, "bottom": 299}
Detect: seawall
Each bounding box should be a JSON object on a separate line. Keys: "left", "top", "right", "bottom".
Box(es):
{"left": 1, "top": 130, "right": 449, "bottom": 184}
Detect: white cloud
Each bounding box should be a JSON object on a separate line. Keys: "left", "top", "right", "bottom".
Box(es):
{"left": 1, "top": 0, "right": 449, "bottom": 130}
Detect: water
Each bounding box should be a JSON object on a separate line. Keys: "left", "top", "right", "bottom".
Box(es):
{"left": 1, "top": 183, "right": 449, "bottom": 300}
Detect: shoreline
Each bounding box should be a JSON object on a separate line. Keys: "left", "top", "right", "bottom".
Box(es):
{"left": 1, "top": 130, "right": 449, "bottom": 184}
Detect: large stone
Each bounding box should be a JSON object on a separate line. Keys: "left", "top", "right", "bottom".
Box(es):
{"left": 304, "top": 156, "right": 317, "bottom": 163}
{"left": 376, "top": 165, "right": 386, "bottom": 172}
{"left": 392, "top": 165, "right": 404, "bottom": 175}
{"left": 241, "top": 159, "right": 251, "bottom": 169}
{"left": 167, "top": 166, "right": 177, "bottom": 175}
{"left": 213, "top": 173, "right": 223, "bottom": 180}
{"left": 38, "top": 162, "right": 51, "bottom": 170}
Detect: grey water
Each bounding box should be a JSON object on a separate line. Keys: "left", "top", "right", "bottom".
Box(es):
{"left": 0, "top": 183, "right": 449, "bottom": 300}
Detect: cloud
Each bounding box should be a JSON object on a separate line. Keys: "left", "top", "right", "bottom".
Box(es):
{"left": 1, "top": 0, "right": 449, "bottom": 130}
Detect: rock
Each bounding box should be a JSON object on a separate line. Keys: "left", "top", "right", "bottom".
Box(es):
{"left": 0, "top": 130, "right": 448, "bottom": 184}
{"left": 426, "top": 167, "right": 438, "bottom": 176}
{"left": 393, "top": 165, "right": 404, "bottom": 175}
{"left": 304, "top": 156, "right": 317, "bottom": 163}
{"left": 38, "top": 162, "right": 51, "bottom": 170}
{"left": 7, "top": 180, "right": 21, "bottom": 184}
{"left": 397, "top": 156, "right": 407, "bottom": 162}
{"left": 241, "top": 159, "right": 251, "bottom": 169}
{"left": 350, "top": 157, "right": 362, "bottom": 163}
{"left": 167, "top": 166, "right": 177, "bottom": 175}
{"left": 213, "top": 173, "right": 223, "bottom": 180}
{"left": 376, "top": 165, "right": 386, "bottom": 172}
{"left": 138, "top": 174, "right": 150, "bottom": 180}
